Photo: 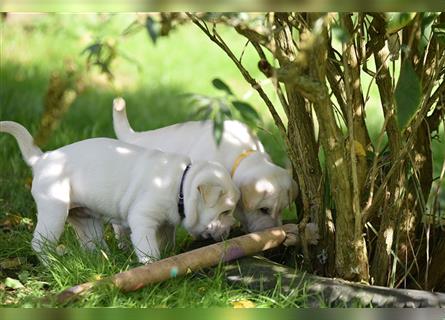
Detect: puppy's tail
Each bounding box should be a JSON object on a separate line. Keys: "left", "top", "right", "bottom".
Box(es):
{"left": 112, "top": 97, "right": 135, "bottom": 141}
{"left": 0, "top": 121, "right": 43, "bottom": 166}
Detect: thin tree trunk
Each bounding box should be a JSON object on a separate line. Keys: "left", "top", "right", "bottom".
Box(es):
{"left": 368, "top": 16, "right": 406, "bottom": 286}
{"left": 308, "top": 13, "right": 368, "bottom": 281}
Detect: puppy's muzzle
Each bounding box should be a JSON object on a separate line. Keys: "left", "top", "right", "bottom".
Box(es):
{"left": 201, "top": 216, "right": 235, "bottom": 241}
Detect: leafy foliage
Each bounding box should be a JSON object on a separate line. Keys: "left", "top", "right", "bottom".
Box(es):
{"left": 232, "top": 100, "right": 261, "bottom": 125}
{"left": 386, "top": 12, "right": 416, "bottom": 34}
{"left": 145, "top": 16, "right": 158, "bottom": 44}
{"left": 394, "top": 61, "right": 421, "bottom": 130}
{"left": 82, "top": 39, "right": 117, "bottom": 78}
{"left": 187, "top": 78, "right": 261, "bottom": 145}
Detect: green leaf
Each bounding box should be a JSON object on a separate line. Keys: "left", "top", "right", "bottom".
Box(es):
{"left": 386, "top": 13, "right": 416, "bottom": 34}
{"left": 395, "top": 61, "right": 421, "bottom": 129}
{"left": 193, "top": 106, "right": 213, "bottom": 120}
{"left": 4, "top": 277, "right": 24, "bottom": 289}
{"left": 212, "top": 111, "right": 224, "bottom": 146}
{"left": 432, "top": 22, "right": 445, "bottom": 45}
{"left": 145, "top": 16, "right": 158, "bottom": 44}
{"left": 81, "top": 42, "right": 102, "bottom": 60}
{"left": 331, "top": 25, "right": 350, "bottom": 43}
{"left": 232, "top": 100, "right": 261, "bottom": 125}
{"left": 418, "top": 13, "right": 437, "bottom": 55}
{"left": 421, "top": 12, "right": 438, "bottom": 34}
{"left": 187, "top": 94, "right": 213, "bottom": 108}
{"left": 218, "top": 99, "right": 232, "bottom": 118}
{"left": 212, "top": 78, "right": 234, "bottom": 96}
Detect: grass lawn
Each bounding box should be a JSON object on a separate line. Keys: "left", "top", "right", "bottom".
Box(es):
{"left": 0, "top": 13, "right": 312, "bottom": 307}
{"left": 0, "top": 13, "right": 444, "bottom": 307}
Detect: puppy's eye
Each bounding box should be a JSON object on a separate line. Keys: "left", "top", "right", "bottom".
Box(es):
{"left": 260, "top": 207, "right": 270, "bottom": 215}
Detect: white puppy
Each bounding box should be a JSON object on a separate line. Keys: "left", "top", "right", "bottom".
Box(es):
{"left": 0, "top": 121, "right": 239, "bottom": 264}
{"left": 113, "top": 98, "right": 298, "bottom": 233}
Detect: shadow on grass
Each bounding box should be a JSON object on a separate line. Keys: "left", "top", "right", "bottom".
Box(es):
{"left": 0, "top": 62, "right": 192, "bottom": 220}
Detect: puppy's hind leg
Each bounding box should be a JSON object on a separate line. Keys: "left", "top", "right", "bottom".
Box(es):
{"left": 31, "top": 181, "right": 70, "bottom": 262}
{"left": 68, "top": 208, "right": 108, "bottom": 251}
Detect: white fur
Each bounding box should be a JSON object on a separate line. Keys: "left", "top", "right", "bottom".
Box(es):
{"left": 113, "top": 98, "right": 298, "bottom": 233}
{"left": 1, "top": 121, "right": 239, "bottom": 264}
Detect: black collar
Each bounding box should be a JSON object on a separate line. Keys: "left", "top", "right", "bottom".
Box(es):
{"left": 178, "top": 164, "right": 191, "bottom": 220}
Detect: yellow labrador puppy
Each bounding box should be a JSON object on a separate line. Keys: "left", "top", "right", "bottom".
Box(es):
{"left": 113, "top": 98, "right": 298, "bottom": 233}
{"left": 1, "top": 121, "right": 239, "bottom": 264}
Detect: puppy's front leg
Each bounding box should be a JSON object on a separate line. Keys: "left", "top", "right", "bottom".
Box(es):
{"left": 128, "top": 214, "right": 160, "bottom": 264}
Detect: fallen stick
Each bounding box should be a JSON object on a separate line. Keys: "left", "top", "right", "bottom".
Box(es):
{"left": 49, "top": 224, "right": 299, "bottom": 305}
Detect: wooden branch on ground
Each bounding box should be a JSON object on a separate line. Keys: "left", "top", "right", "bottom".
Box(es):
{"left": 46, "top": 224, "right": 300, "bottom": 305}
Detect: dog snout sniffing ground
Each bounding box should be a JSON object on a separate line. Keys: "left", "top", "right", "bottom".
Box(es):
{"left": 0, "top": 120, "right": 239, "bottom": 264}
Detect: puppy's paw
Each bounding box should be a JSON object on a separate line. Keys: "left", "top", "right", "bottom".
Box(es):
{"left": 305, "top": 222, "right": 320, "bottom": 246}
{"left": 283, "top": 232, "right": 298, "bottom": 247}
{"left": 113, "top": 97, "right": 126, "bottom": 112}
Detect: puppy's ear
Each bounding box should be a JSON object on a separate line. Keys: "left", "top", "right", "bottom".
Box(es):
{"left": 198, "top": 184, "right": 223, "bottom": 208}
{"left": 240, "top": 183, "right": 266, "bottom": 211}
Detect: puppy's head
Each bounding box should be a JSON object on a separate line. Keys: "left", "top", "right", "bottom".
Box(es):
{"left": 183, "top": 162, "right": 240, "bottom": 241}
{"left": 236, "top": 166, "right": 298, "bottom": 233}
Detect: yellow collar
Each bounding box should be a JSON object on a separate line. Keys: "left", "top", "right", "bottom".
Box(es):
{"left": 231, "top": 150, "right": 256, "bottom": 177}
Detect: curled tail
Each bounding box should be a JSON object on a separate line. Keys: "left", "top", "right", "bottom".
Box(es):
{"left": 0, "top": 121, "right": 43, "bottom": 166}
{"left": 112, "top": 97, "right": 135, "bottom": 141}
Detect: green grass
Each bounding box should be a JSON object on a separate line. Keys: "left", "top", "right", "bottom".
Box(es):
{"left": 1, "top": 13, "right": 444, "bottom": 307}
{"left": 0, "top": 14, "right": 309, "bottom": 308}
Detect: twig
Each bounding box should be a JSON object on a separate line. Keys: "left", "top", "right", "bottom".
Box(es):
{"left": 362, "top": 114, "right": 390, "bottom": 218}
